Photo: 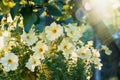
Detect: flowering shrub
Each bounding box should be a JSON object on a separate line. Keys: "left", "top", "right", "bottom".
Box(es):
{"left": 0, "top": 14, "right": 111, "bottom": 80}
{"left": 0, "top": 0, "right": 111, "bottom": 80}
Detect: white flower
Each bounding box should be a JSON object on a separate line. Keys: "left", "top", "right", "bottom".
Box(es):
{"left": 88, "top": 41, "right": 93, "bottom": 46}
{"left": 45, "top": 22, "right": 63, "bottom": 41}
{"left": 77, "top": 47, "right": 91, "bottom": 59}
{"left": 91, "top": 57, "right": 101, "bottom": 64}
{"left": 33, "top": 52, "right": 45, "bottom": 60}
{"left": 32, "top": 41, "right": 48, "bottom": 60}
{"left": 21, "top": 29, "right": 38, "bottom": 46}
{"left": 101, "top": 45, "right": 112, "bottom": 55}
{"left": 92, "top": 49, "right": 100, "bottom": 57}
{"left": 101, "top": 45, "right": 108, "bottom": 50}
{"left": 85, "top": 41, "right": 93, "bottom": 48}
{"left": 70, "top": 51, "right": 78, "bottom": 61}
{"left": 0, "top": 31, "right": 11, "bottom": 50}
{"left": 58, "top": 38, "right": 75, "bottom": 59}
{"left": 58, "top": 38, "right": 74, "bottom": 53}
{"left": 65, "top": 24, "right": 82, "bottom": 41}
{"left": 76, "top": 40, "right": 84, "bottom": 46}
{"left": 0, "top": 36, "right": 4, "bottom": 50}
{"left": 2, "top": 31, "right": 11, "bottom": 37}
{"left": 7, "top": 13, "right": 13, "bottom": 23}
{"left": 38, "top": 31, "right": 48, "bottom": 42}
{"left": 0, "top": 52, "right": 19, "bottom": 72}
{"left": 25, "top": 55, "right": 41, "bottom": 72}
{"left": 32, "top": 41, "right": 48, "bottom": 54}
{"left": 95, "top": 62, "right": 103, "bottom": 70}
{"left": 105, "top": 49, "right": 112, "bottom": 55}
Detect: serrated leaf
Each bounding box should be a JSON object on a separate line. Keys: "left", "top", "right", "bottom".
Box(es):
{"left": 47, "top": 5, "right": 62, "bottom": 16}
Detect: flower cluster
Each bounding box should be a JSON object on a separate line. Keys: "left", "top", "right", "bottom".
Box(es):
{"left": 0, "top": 18, "right": 111, "bottom": 79}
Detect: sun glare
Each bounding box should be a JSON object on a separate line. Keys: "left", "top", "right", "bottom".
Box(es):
{"left": 84, "top": 0, "right": 120, "bottom": 31}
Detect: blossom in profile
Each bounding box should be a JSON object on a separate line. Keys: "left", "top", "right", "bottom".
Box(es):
{"left": 0, "top": 52, "right": 19, "bottom": 72}
{"left": 45, "top": 22, "right": 63, "bottom": 41}
{"left": 77, "top": 47, "right": 91, "bottom": 59}
{"left": 0, "top": 31, "right": 11, "bottom": 50}
{"left": 25, "top": 55, "right": 41, "bottom": 72}
{"left": 65, "top": 23, "right": 82, "bottom": 41}
{"left": 0, "top": 36, "right": 4, "bottom": 50}
{"left": 101, "top": 45, "right": 112, "bottom": 55}
{"left": 21, "top": 29, "right": 38, "bottom": 46}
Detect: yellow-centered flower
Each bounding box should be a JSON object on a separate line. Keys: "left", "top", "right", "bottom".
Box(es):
{"left": 45, "top": 22, "right": 63, "bottom": 41}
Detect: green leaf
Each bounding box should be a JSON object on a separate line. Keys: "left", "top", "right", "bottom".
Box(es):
{"left": 23, "top": 13, "right": 38, "bottom": 33}
{"left": 10, "top": 4, "right": 19, "bottom": 19}
{"left": 47, "top": 5, "right": 62, "bottom": 16}
{"left": 13, "top": 0, "right": 20, "bottom": 3}
{"left": 33, "top": 0, "right": 43, "bottom": 5}
{"left": 11, "top": 0, "right": 20, "bottom": 19}
{"left": 34, "top": 8, "right": 45, "bottom": 25}
{"left": 20, "top": 7, "right": 39, "bottom": 33}
{"left": 43, "top": 0, "right": 49, "bottom": 3}
{"left": 39, "top": 74, "right": 45, "bottom": 80}
{"left": 35, "top": 16, "right": 46, "bottom": 31}
{"left": 38, "top": 8, "right": 44, "bottom": 15}
{"left": 20, "top": 6, "right": 32, "bottom": 16}
{"left": 34, "top": 12, "right": 40, "bottom": 25}
{"left": 0, "top": 15, "right": 3, "bottom": 21}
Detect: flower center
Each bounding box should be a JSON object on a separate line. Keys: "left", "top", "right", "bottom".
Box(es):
{"left": 70, "top": 31, "right": 74, "bottom": 35}
{"left": 64, "top": 45, "right": 68, "bottom": 49}
{"left": 52, "top": 29, "right": 57, "bottom": 33}
{"left": 39, "top": 48, "right": 43, "bottom": 52}
{"left": 33, "top": 60, "right": 36, "bottom": 64}
{"left": 26, "top": 35, "right": 30, "bottom": 39}
{"left": 8, "top": 59, "right": 12, "bottom": 63}
{"left": 81, "top": 52, "right": 86, "bottom": 56}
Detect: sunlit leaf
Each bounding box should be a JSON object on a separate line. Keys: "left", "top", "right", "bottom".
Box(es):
{"left": 47, "top": 5, "right": 62, "bottom": 16}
